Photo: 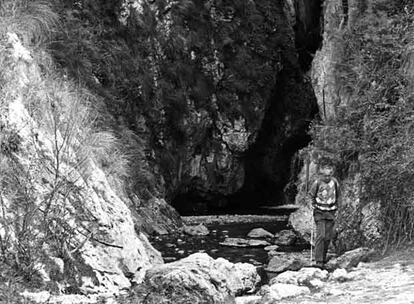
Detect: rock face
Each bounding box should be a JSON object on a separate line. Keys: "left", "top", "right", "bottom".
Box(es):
{"left": 135, "top": 253, "right": 261, "bottom": 303}
{"left": 120, "top": 0, "right": 317, "bottom": 212}
{"left": 0, "top": 32, "right": 176, "bottom": 294}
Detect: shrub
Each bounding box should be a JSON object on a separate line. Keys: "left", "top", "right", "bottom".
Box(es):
{"left": 310, "top": 0, "right": 414, "bottom": 248}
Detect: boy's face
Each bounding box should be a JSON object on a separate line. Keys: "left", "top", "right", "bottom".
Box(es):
{"left": 319, "top": 167, "right": 333, "bottom": 182}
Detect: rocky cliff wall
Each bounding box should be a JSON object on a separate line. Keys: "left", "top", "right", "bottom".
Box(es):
{"left": 118, "top": 0, "right": 318, "bottom": 213}
{"left": 0, "top": 30, "right": 179, "bottom": 294}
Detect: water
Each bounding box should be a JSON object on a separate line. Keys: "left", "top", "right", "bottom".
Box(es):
{"left": 150, "top": 217, "right": 304, "bottom": 266}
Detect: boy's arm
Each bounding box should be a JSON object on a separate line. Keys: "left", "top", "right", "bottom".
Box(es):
{"left": 307, "top": 180, "right": 319, "bottom": 208}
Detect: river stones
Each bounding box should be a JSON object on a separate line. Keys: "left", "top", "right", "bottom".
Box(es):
{"left": 325, "top": 247, "right": 375, "bottom": 270}
{"left": 220, "top": 238, "right": 271, "bottom": 248}
{"left": 273, "top": 230, "right": 297, "bottom": 246}
{"left": 247, "top": 228, "right": 274, "bottom": 239}
{"left": 136, "top": 253, "right": 261, "bottom": 303}
{"left": 182, "top": 223, "right": 210, "bottom": 236}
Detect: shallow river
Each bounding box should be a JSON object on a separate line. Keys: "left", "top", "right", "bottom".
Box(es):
{"left": 150, "top": 215, "right": 307, "bottom": 267}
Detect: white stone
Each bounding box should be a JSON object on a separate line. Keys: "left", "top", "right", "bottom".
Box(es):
{"left": 235, "top": 295, "right": 262, "bottom": 304}
{"left": 247, "top": 228, "right": 274, "bottom": 239}
{"left": 263, "top": 283, "right": 310, "bottom": 301}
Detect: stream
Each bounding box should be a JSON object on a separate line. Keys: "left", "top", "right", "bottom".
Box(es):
{"left": 150, "top": 213, "right": 308, "bottom": 267}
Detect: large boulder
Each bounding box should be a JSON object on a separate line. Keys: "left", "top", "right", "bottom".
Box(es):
{"left": 326, "top": 247, "right": 375, "bottom": 270}
{"left": 265, "top": 253, "right": 310, "bottom": 277}
{"left": 288, "top": 204, "right": 314, "bottom": 243}
{"left": 135, "top": 253, "right": 261, "bottom": 303}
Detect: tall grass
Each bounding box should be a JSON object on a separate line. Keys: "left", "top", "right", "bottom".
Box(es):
{"left": 0, "top": 0, "right": 132, "bottom": 288}
{"left": 0, "top": 0, "right": 59, "bottom": 46}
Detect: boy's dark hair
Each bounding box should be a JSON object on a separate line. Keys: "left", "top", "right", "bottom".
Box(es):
{"left": 318, "top": 157, "right": 335, "bottom": 171}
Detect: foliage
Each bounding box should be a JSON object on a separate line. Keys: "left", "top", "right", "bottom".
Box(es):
{"left": 0, "top": 0, "right": 129, "bottom": 289}
{"left": 310, "top": 0, "right": 414, "bottom": 248}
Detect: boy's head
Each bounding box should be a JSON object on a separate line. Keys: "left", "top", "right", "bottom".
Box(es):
{"left": 318, "top": 165, "right": 334, "bottom": 182}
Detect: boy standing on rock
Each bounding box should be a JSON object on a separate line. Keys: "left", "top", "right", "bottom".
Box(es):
{"left": 308, "top": 164, "right": 340, "bottom": 268}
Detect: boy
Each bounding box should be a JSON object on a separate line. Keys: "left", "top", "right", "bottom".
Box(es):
{"left": 308, "top": 164, "right": 340, "bottom": 268}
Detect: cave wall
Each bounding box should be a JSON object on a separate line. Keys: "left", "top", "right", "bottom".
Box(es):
{"left": 116, "top": 0, "right": 320, "bottom": 214}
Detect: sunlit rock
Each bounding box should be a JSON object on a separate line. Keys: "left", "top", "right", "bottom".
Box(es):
{"left": 259, "top": 283, "right": 310, "bottom": 302}
{"left": 220, "top": 238, "right": 271, "bottom": 248}
{"left": 247, "top": 228, "right": 274, "bottom": 239}
{"left": 326, "top": 247, "right": 375, "bottom": 270}
{"left": 137, "top": 253, "right": 261, "bottom": 303}
{"left": 330, "top": 268, "right": 351, "bottom": 282}
{"left": 270, "top": 267, "right": 328, "bottom": 286}
{"left": 235, "top": 295, "right": 262, "bottom": 304}
{"left": 182, "top": 223, "right": 210, "bottom": 236}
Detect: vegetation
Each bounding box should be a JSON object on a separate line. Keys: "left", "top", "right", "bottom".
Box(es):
{"left": 0, "top": 0, "right": 130, "bottom": 294}
{"left": 310, "top": 0, "right": 414, "bottom": 249}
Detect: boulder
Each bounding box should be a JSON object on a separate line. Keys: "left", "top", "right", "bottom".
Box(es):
{"left": 247, "top": 228, "right": 274, "bottom": 239}
{"left": 259, "top": 283, "right": 310, "bottom": 302}
{"left": 137, "top": 253, "right": 261, "bottom": 303}
{"left": 326, "top": 247, "right": 375, "bottom": 270}
{"left": 183, "top": 223, "right": 210, "bottom": 236}
{"left": 265, "top": 254, "right": 309, "bottom": 277}
{"left": 273, "top": 230, "right": 297, "bottom": 246}
{"left": 288, "top": 204, "right": 314, "bottom": 243}
{"left": 270, "top": 267, "right": 328, "bottom": 286}
{"left": 220, "top": 238, "right": 271, "bottom": 248}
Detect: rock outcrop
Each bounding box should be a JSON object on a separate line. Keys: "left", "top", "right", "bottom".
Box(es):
{"left": 133, "top": 253, "right": 261, "bottom": 303}
{"left": 1, "top": 31, "right": 175, "bottom": 294}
